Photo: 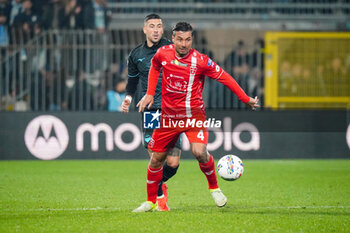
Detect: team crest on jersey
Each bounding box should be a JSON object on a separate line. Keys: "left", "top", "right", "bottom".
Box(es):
{"left": 162, "top": 61, "right": 167, "bottom": 66}
{"left": 171, "top": 59, "right": 188, "bottom": 67}
{"left": 190, "top": 66, "right": 197, "bottom": 75}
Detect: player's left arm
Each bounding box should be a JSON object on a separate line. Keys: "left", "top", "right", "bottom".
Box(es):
{"left": 123, "top": 52, "right": 139, "bottom": 113}
{"left": 204, "top": 57, "right": 259, "bottom": 110}
{"left": 137, "top": 51, "right": 162, "bottom": 112}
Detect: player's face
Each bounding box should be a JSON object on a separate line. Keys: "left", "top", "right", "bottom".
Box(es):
{"left": 172, "top": 31, "right": 192, "bottom": 57}
{"left": 143, "top": 19, "right": 163, "bottom": 45}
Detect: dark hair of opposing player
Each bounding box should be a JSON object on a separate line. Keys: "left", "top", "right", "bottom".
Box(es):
{"left": 172, "top": 22, "right": 193, "bottom": 36}
{"left": 144, "top": 13, "right": 162, "bottom": 23}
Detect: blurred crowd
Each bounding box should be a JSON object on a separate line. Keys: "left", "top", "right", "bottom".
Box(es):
{"left": 107, "top": 0, "right": 342, "bottom": 2}
{"left": 0, "top": 0, "right": 111, "bottom": 46}
{"left": 279, "top": 56, "right": 350, "bottom": 97}
{"left": 0, "top": 0, "right": 266, "bottom": 112}
{"left": 0, "top": 0, "right": 120, "bottom": 111}
{"left": 223, "top": 39, "right": 265, "bottom": 108}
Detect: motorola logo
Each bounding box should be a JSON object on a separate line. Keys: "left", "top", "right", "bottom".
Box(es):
{"left": 24, "top": 115, "right": 69, "bottom": 160}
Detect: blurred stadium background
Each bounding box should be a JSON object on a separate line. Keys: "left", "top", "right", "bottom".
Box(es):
{"left": 1, "top": 1, "right": 350, "bottom": 232}
{"left": 0, "top": 0, "right": 349, "bottom": 158}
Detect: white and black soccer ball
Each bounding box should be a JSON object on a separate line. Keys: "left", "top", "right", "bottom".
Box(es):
{"left": 217, "top": 155, "right": 244, "bottom": 181}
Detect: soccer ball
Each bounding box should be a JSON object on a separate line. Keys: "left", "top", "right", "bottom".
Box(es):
{"left": 217, "top": 155, "right": 244, "bottom": 181}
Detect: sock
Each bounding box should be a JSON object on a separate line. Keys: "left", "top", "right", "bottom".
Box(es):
{"left": 199, "top": 154, "right": 219, "bottom": 190}
{"left": 162, "top": 162, "right": 179, "bottom": 182}
{"left": 157, "top": 181, "right": 164, "bottom": 197}
{"left": 146, "top": 166, "right": 163, "bottom": 204}
{"left": 157, "top": 162, "right": 179, "bottom": 197}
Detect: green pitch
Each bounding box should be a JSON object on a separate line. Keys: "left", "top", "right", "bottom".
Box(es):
{"left": 1, "top": 160, "right": 350, "bottom": 232}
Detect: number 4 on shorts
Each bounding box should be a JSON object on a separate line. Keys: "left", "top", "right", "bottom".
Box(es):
{"left": 197, "top": 130, "right": 204, "bottom": 141}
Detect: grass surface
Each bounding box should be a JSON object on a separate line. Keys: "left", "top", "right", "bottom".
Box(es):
{"left": 1, "top": 160, "right": 350, "bottom": 233}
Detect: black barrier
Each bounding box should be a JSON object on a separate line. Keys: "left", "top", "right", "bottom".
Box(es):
{"left": 0, "top": 111, "right": 349, "bottom": 160}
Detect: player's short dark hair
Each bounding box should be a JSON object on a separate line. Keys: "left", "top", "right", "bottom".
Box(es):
{"left": 172, "top": 22, "right": 193, "bottom": 36}
{"left": 144, "top": 13, "right": 162, "bottom": 23}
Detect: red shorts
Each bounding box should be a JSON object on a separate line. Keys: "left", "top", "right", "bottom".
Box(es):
{"left": 148, "top": 127, "right": 208, "bottom": 153}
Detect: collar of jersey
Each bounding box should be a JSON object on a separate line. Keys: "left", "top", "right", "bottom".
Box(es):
{"left": 144, "top": 39, "right": 163, "bottom": 49}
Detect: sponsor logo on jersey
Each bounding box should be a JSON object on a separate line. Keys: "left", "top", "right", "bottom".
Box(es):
{"left": 171, "top": 59, "right": 188, "bottom": 67}
{"left": 24, "top": 115, "right": 69, "bottom": 160}
{"left": 143, "top": 110, "right": 161, "bottom": 129}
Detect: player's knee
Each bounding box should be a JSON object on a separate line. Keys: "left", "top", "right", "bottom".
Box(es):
{"left": 149, "top": 151, "right": 166, "bottom": 168}
{"left": 192, "top": 147, "right": 208, "bottom": 163}
{"left": 166, "top": 156, "right": 180, "bottom": 168}
{"left": 150, "top": 156, "right": 163, "bottom": 168}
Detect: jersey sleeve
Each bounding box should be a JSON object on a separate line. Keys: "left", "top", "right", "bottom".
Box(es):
{"left": 203, "top": 56, "right": 250, "bottom": 104}
{"left": 128, "top": 51, "right": 139, "bottom": 78}
{"left": 151, "top": 48, "right": 162, "bottom": 71}
{"left": 215, "top": 71, "right": 250, "bottom": 103}
{"left": 202, "top": 56, "right": 225, "bottom": 80}
{"left": 126, "top": 52, "right": 140, "bottom": 96}
{"left": 146, "top": 66, "right": 160, "bottom": 96}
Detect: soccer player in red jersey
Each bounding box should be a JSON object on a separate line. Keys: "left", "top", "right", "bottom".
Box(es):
{"left": 133, "top": 22, "right": 259, "bottom": 212}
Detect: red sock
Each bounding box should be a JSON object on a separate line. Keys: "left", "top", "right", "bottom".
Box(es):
{"left": 199, "top": 154, "right": 219, "bottom": 189}
{"left": 146, "top": 166, "right": 163, "bottom": 204}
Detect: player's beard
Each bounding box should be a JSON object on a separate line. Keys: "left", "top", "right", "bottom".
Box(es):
{"left": 176, "top": 47, "right": 189, "bottom": 57}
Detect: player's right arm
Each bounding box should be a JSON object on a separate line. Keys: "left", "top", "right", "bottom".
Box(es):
{"left": 122, "top": 51, "right": 139, "bottom": 113}
{"left": 137, "top": 50, "right": 162, "bottom": 112}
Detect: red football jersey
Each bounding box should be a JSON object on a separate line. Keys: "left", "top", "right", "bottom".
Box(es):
{"left": 147, "top": 45, "right": 250, "bottom": 118}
